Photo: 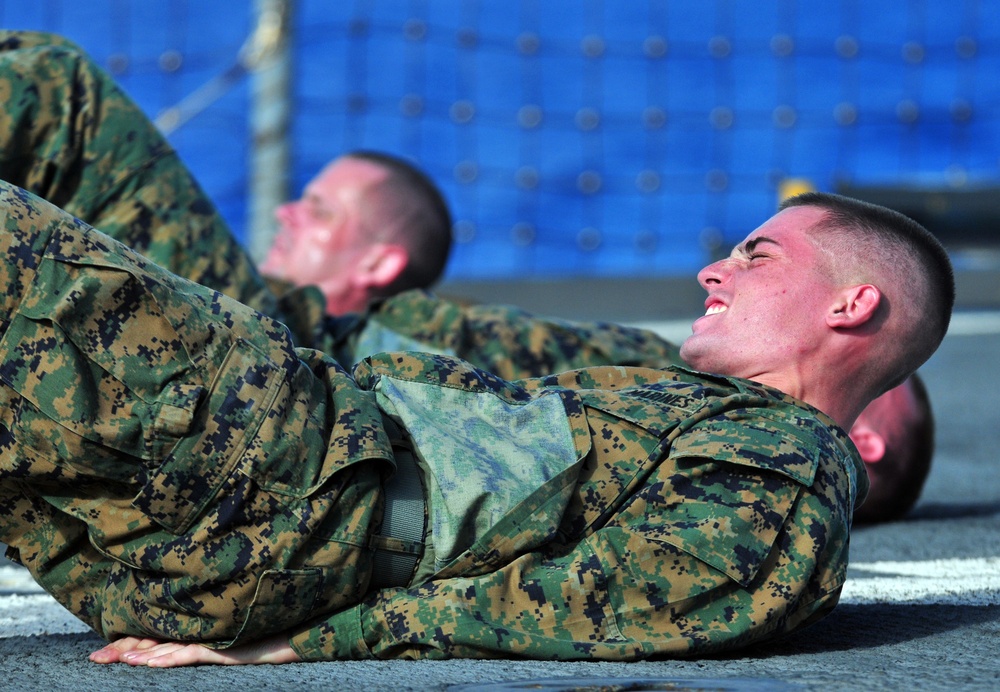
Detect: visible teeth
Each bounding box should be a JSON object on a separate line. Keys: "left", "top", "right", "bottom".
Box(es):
{"left": 705, "top": 304, "right": 727, "bottom": 315}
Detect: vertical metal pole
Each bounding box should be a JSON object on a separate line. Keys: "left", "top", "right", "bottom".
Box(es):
{"left": 248, "top": 0, "right": 294, "bottom": 263}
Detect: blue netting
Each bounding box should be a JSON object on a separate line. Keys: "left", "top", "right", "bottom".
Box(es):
{"left": 1, "top": 0, "right": 997, "bottom": 281}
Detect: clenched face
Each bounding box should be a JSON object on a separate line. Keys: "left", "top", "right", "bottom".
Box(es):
{"left": 679, "top": 205, "right": 843, "bottom": 385}
{"left": 260, "top": 157, "right": 389, "bottom": 313}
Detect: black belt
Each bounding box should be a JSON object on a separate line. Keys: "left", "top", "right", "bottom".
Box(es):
{"left": 369, "top": 426, "right": 427, "bottom": 589}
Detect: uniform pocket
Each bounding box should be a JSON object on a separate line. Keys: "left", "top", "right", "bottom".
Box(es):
{"left": 0, "top": 254, "right": 206, "bottom": 473}
{"left": 640, "top": 460, "right": 803, "bottom": 587}
{"left": 133, "top": 337, "right": 283, "bottom": 534}
{"left": 226, "top": 568, "right": 327, "bottom": 647}
{"left": 653, "top": 408, "right": 820, "bottom": 586}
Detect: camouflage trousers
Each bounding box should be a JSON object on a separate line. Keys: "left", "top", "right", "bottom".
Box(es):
{"left": 0, "top": 183, "right": 855, "bottom": 658}
{"left": 0, "top": 181, "right": 396, "bottom": 645}
{"left": 0, "top": 30, "right": 280, "bottom": 318}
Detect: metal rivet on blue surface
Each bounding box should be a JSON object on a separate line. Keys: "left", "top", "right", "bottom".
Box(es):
{"left": 773, "top": 105, "right": 797, "bottom": 128}
{"left": 636, "top": 170, "right": 660, "bottom": 193}
{"left": 515, "top": 166, "right": 540, "bottom": 189}
{"left": 158, "top": 50, "right": 183, "bottom": 72}
{"left": 643, "top": 35, "right": 668, "bottom": 58}
{"left": 834, "top": 102, "right": 857, "bottom": 126}
{"left": 643, "top": 106, "right": 667, "bottom": 129}
{"left": 454, "top": 161, "right": 478, "bottom": 183}
{"left": 403, "top": 18, "right": 427, "bottom": 41}
{"left": 700, "top": 226, "right": 725, "bottom": 252}
{"left": 710, "top": 107, "right": 734, "bottom": 129}
{"left": 951, "top": 99, "right": 973, "bottom": 122}
{"left": 347, "top": 94, "right": 368, "bottom": 113}
{"left": 835, "top": 35, "right": 859, "bottom": 59}
{"left": 457, "top": 28, "right": 477, "bottom": 48}
{"left": 706, "top": 169, "right": 728, "bottom": 191}
{"left": 903, "top": 41, "right": 925, "bottom": 63}
{"left": 956, "top": 36, "right": 977, "bottom": 58}
{"left": 453, "top": 220, "right": 476, "bottom": 243}
{"left": 511, "top": 222, "right": 536, "bottom": 246}
{"left": 517, "top": 32, "right": 540, "bottom": 55}
{"left": 577, "top": 227, "right": 602, "bottom": 251}
{"left": 400, "top": 94, "right": 424, "bottom": 117}
{"left": 771, "top": 33, "right": 794, "bottom": 57}
{"left": 636, "top": 230, "right": 657, "bottom": 253}
{"left": 581, "top": 35, "right": 605, "bottom": 57}
{"left": 576, "top": 108, "right": 600, "bottom": 131}
{"left": 896, "top": 99, "right": 920, "bottom": 124}
{"left": 450, "top": 100, "right": 475, "bottom": 124}
{"left": 577, "top": 170, "right": 602, "bottom": 194}
{"left": 107, "top": 53, "right": 129, "bottom": 74}
{"left": 708, "top": 35, "right": 731, "bottom": 58}
{"left": 518, "top": 105, "right": 543, "bottom": 128}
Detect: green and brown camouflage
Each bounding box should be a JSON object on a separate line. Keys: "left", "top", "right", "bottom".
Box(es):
{"left": 291, "top": 353, "right": 864, "bottom": 659}
{"left": 0, "top": 30, "right": 685, "bottom": 380}
{"left": 0, "top": 22, "right": 688, "bottom": 508}
{"left": 0, "top": 31, "right": 865, "bottom": 661}
{"left": 340, "top": 288, "right": 686, "bottom": 379}
{"left": 0, "top": 30, "right": 279, "bottom": 318}
{"left": 0, "top": 180, "right": 394, "bottom": 645}
{"left": 0, "top": 182, "right": 863, "bottom": 659}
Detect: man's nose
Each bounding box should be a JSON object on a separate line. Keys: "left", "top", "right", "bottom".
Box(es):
{"left": 697, "top": 259, "right": 730, "bottom": 288}
{"left": 275, "top": 201, "right": 297, "bottom": 226}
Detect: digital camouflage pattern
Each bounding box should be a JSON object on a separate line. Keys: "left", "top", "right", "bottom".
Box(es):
{"left": 0, "top": 30, "right": 280, "bottom": 319}
{"left": 0, "top": 30, "right": 686, "bottom": 380}
{"left": 289, "top": 353, "right": 865, "bottom": 660}
{"left": 0, "top": 180, "right": 395, "bottom": 645}
{"left": 267, "top": 282, "right": 686, "bottom": 379}
{"left": 0, "top": 31, "right": 866, "bottom": 660}
{"left": 340, "top": 288, "right": 686, "bottom": 379}
{"left": 0, "top": 181, "right": 864, "bottom": 659}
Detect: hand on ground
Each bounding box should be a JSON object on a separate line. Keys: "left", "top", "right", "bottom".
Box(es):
{"left": 89, "top": 634, "right": 300, "bottom": 667}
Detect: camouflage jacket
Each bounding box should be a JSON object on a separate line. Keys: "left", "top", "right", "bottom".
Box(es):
{"left": 288, "top": 351, "right": 865, "bottom": 660}
{"left": 0, "top": 180, "right": 865, "bottom": 661}
{"left": 0, "top": 30, "right": 279, "bottom": 318}
{"left": 272, "top": 284, "right": 686, "bottom": 379}
{"left": 0, "top": 29, "right": 682, "bottom": 383}
{"left": 0, "top": 31, "right": 866, "bottom": 661}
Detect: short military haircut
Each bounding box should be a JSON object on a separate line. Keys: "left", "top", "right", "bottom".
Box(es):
{"left": 853, "top": 373, "right": 935, "bottom": 524}
{"left": 780, "top": 191, "right": 955, "bottom": 391}
{"left": 346, "top": 150, "right": 453, "bottom": 294}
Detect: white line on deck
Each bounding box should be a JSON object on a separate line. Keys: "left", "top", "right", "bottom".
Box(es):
{"left": 2, "top": 557, "right": 999, "bottom": 640}
{"left": 843, "top": 557, "right": 1000, "bottom": 605}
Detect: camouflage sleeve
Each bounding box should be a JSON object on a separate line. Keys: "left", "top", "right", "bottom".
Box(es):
{"left": 0, "top": 181, "right": 393, "bottom": 645}
{"left": 348, "top": 289, "right": 685, "bottom": 379}
{"left": 286, "top": 384, "right": 858, "bottom": 661}
{"left": 0, "top": 30, "right": 280, "bottom": 320}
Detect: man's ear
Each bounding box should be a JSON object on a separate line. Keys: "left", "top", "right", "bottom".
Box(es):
{"left": 356, "top": 243, "right": 409, "bottom": 288}
{"left": 849, "top": 423, "right": 887, "bottom": 463}
{"left": 828, "top": 283, "right": 881, "bottom": 329}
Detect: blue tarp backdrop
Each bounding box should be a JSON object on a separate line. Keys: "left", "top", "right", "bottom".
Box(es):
{"left": 1, "top": 1, "right": 997, "bottom": 281}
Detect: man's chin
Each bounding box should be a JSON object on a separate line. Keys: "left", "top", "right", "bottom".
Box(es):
{"left": 678, "top": 337, "right": 700, "bottom": 365}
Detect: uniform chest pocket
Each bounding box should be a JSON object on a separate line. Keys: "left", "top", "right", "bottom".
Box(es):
{"left": 639, "top": 459, "right": 806, "bottom": 586}
{"left": 648, "top": 409, "right": 821, "bottom": 586}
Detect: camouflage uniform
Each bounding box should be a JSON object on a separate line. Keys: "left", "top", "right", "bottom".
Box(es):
{"left": 334, "top": 288, "right": 686, "bottom": 380}
{"left": 0, "top": 30, "right": 279, "bottom": 318}
{"left": 0, "top": 29, "right": 686, "bottom": 380}
{"left": 0, "top": 182, "right": 866, "bottom": 660}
